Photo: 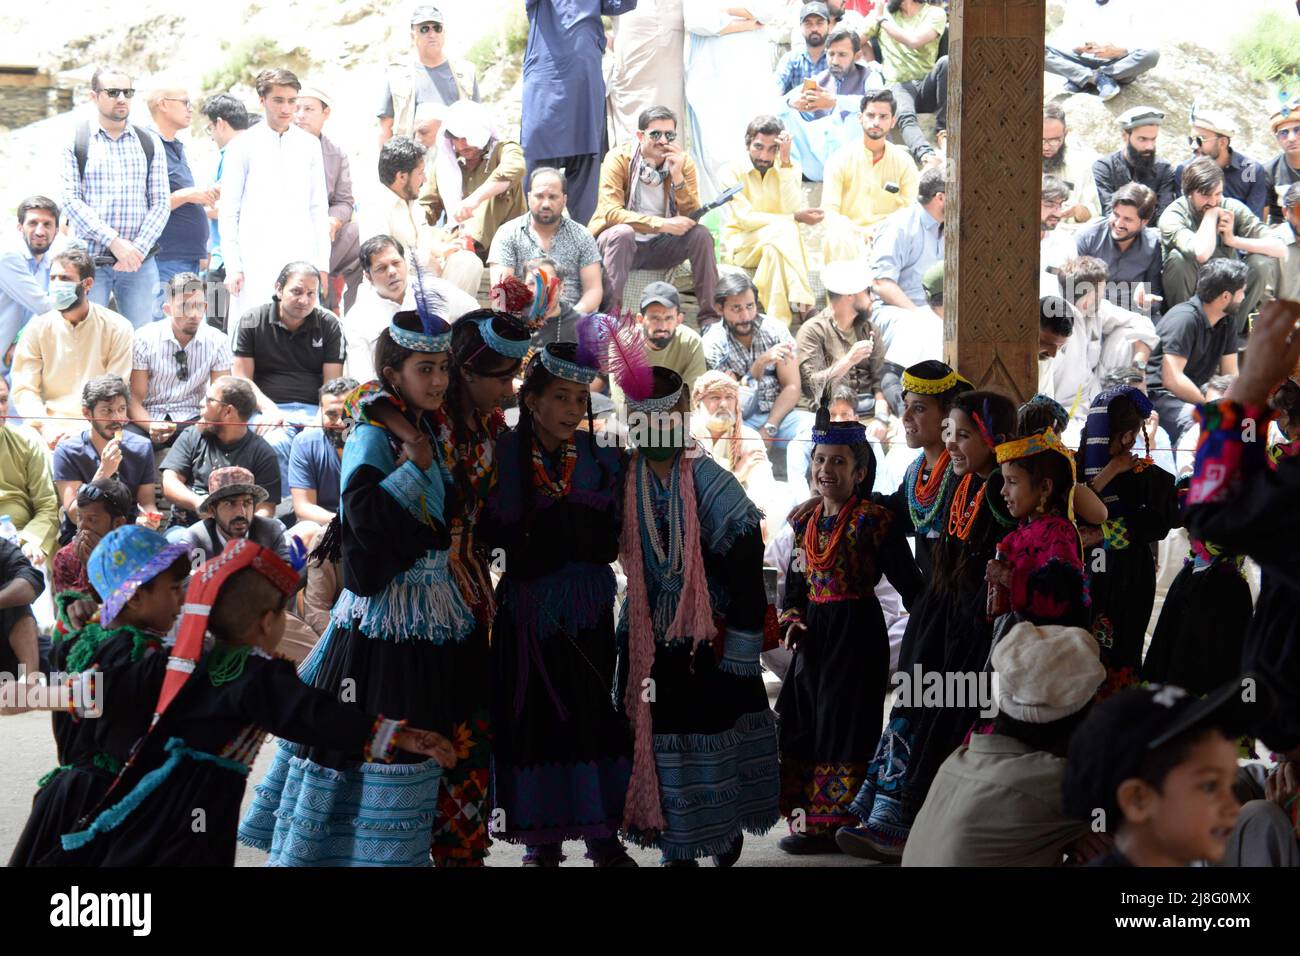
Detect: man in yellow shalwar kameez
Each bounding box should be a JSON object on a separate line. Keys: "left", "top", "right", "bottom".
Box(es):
{"left": 718, "top": 116, "right": 821, "bottom": 326}
{"left": 821, "top": 89, "right": 918, "bottom": 265}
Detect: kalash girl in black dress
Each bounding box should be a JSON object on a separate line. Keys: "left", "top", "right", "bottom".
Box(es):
{"left": 1076, "top": 386, "right": 1178, "bottom": 684}
{"left": 836, "top": 390, "right": 1019, "bottom": 862}
{"left": 776, "top": 412, "right": 922, "bottom": 855}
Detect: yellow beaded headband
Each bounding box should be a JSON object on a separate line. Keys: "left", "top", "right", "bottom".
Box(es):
{"left": 902, "top": 369, "right": 971, "bottom": 395}
{"left": 995, "top": 428, "right": 1077, "bottom": 521}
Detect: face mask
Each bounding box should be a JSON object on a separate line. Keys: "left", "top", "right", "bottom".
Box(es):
{"left": 49, "top": 279, "right": 82, "bottom": 311}
{"left": 639, "top": 442, "right": 680, "bottom": 462}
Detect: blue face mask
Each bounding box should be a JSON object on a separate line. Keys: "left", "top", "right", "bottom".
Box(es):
{"left": 49, "top": 279, "right": 82, "bottom": 311}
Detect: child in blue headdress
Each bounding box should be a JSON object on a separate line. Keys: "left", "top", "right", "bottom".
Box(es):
{"left": 1077, "top": 385, "right": 1178, "bottom": 683}
{"left": 7, "top": 525, "right": 191, "bottom": 866}
{"left": 776, "top": 403, "right": 923, "bottom": 855}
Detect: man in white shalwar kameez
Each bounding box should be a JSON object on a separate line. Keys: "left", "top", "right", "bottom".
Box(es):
{"left": 605, "top": 0, "right": 687, "bottom": 149}
{"left": 684, "top": 2, "right": 786, "bottom": 203}
{"left": 220, "top": 69, "right": 330, "bottom": 341}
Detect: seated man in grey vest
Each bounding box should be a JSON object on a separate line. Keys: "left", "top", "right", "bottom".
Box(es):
{"left": 181, "top": 466, "right": 291, "bottom": 563}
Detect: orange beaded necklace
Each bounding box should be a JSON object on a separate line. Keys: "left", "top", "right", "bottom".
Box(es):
{"left": 803, "top": 496, "right": 857, "bottom": 571}
{"left": 946, "top": 473, "right": 986, "bottom": 541}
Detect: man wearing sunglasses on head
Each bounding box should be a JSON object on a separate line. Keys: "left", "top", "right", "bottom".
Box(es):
{"left": 128, "top": 271, "right": 232, "bottom": 450}
{"left": 589, "top": 105, "right": 721, "bottom": 328}
{"left": 59, "top": 65, "right": 169, "bottom": 331}
{"left": 1173, "top": 108, "right": 1269, "bottom": 222}
{"left": 378, "top": 4, "right": 479, "bottom": 147}
{"left": 1265, "top": 102, "right": 1300, "bottom": 225}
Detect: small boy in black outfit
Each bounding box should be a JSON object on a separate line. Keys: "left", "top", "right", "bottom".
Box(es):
{"left": 1063, "top": 680, "right": 1249, "bottom": 866}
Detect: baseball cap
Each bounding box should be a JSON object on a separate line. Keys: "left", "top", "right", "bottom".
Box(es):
{"left": 921, "top": 262, "right": 944, "bottom": 301}
{"left": 1062, "top": 678, "right": 1259, "bottom": 824}
{"left": 639, "top": 281, "right": 681, "bottom": 311}
{"left": 800, "top": 2, "right": 831, "bottom": 22}
{"left": 410, "top": 4, "right": 443, "bottom": 25}
{"left": 1118, "top": 106, "right": 1164, "bottom": 130}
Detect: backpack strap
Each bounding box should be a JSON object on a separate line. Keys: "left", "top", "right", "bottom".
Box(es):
{"left": 73, "top": 122, "right": 155, "bottom": 195}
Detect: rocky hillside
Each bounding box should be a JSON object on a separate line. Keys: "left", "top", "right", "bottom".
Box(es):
{"left": 0, "top": 0, "right": 1292, "bottom": 216}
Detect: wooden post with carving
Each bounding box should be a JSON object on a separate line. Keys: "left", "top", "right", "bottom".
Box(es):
{"left": 944, "top": 0, "right": 1047, "bottom": 403}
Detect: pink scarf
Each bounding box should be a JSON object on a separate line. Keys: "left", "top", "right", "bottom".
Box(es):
{"left": 620, "top": 450, "right": 716, "bottom": 835}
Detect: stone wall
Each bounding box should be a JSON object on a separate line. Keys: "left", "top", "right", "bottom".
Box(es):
{"left": 0, "top": 76, "right": 73, "bottom": 130}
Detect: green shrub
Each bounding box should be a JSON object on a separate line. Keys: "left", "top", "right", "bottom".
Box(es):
{"left": 1232, "top": 10, "right": 1300, "bottom": 85}
{"left": 467, "top": 7, "right": 529, "bottom": 72}
{"left": 201, "top": 35, "right": 303, "bottom": 94}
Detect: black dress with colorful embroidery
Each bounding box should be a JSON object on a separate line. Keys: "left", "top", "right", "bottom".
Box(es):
{"left": 1142, "top": 475, "right": 1253, "bottom": 696}
{"left": 848, "top": 470, "right": 1017, "bottom": 849}
{"left": 1083, "top": 460, "right": 1178, "bottom": 679}
{"left": 876, "top": 449, "right": 955, "bottom": 579}
{"left": 7, "top": 596, "right": 164, "bottom": 867}
{"left": 483, "top": 430, "right": 632, "bottom": 849}
{"left": 48, "top": 645, "right": 407, "bottom": 867}
{"left": 776, "top": 496, "right": 922, "bottom": 836}
{"left": 1184, "top": 402, "right": 1300, "bottom": 750}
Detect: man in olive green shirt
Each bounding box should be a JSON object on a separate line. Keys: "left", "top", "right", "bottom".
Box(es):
{"left": 864, "top": 0, "right": 948, "bottom": 166}
{"left": 421, "top": 100, "right": 526, "bottom": 257}
{"left": 608, "top": 282, "right": 707, "bottom": 417}
{"left": 0, "top": 378, "right": 60, "bottom": 567}
{"left": 1158, "top": 157, "right": 1286, "bottom": 338}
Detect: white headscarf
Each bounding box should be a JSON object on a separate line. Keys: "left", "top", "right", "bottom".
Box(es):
{"left": 433, "top": 99, "right": 499, "bottom": 223}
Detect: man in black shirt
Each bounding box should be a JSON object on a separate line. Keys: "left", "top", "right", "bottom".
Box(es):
{"left": 232, "top": 261, "right": 345, "bottom": 488}
{"left": 1093, "top": 106, "right": 1178, "bottom": 221}
{"left": 159, "top": 375, "right": 281, "bottom": 537}
{"left": 1074, "top": 181, "right": 1163, "bottom": 316}
{"left": 1144, "top": 259, "right": 1247, "bottom": 443}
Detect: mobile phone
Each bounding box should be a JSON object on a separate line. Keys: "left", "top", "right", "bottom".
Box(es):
{"left": 802, "top": 78, "right": 819, "bottom": 92}
{"left": 884, "top": 181, "right": 900, "bottom": 194}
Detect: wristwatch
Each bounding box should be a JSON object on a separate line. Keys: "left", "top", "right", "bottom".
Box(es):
{"left": 763, "top": 423, "right": 779, "bottom": 438}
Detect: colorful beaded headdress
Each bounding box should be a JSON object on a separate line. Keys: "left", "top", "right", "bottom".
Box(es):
{"left": 389, "top": 263, "right": 452, "bottom": 353}
{"left": 812, "top": 420, "right": 868, "bottom": 447}
{"left": 902, "top": 364, "right": 971, "bottom": 396}
{"left": 996, "top": 427, "right": 1078, "bottom": 521}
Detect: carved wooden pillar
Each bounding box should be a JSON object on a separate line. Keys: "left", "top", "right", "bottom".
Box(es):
{"left": 944, "top": 0, "right": 1046, "bottom": 403}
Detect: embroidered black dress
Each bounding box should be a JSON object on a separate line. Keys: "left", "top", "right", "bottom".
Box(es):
{"left": 776, "top": 496, "right": 922, "bottom": 836}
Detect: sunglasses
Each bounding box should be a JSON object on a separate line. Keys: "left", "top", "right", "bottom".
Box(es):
{"left": 1278, "top": 127, "right": 1300, "bottom": 141}
{"left": 100, "top": 88, "right": 135, "bottom": 99}
{"left": 162, "top": 97, "right": 192, "bottom": 109}
{"left": 174, "top": 348, "right": 190, "bottom": 382}
{"left": 416, "top": 22, "right": 443, "bottom": 33}
{"left": 646, "top": 130, "right": 677, "bottom": 143}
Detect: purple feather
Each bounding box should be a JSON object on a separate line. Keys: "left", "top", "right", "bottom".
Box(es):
{"left": 575, "top": 312, "right": 616, "bottom": 372}
{"left": 606, "top": 312, "right": 655, "bottom": 402}
{"left": 409, "top": 262, "right": 451, "bottom": 337}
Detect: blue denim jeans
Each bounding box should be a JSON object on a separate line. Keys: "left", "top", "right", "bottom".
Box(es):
{"left": 250, "top": 403, "right": 319, "bottom": 496}
{"left": 154, "top": 258, "right": 202, "bottom": 320}
{"left": 745, "top": 407, "right": 815, "bottom": 486}
{"left": 89, "top": 256, "right": 160, "bottom": 329}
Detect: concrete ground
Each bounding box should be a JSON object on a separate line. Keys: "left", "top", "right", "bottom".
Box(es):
{"left": 0, "top": 671, "right": 885, "bottom": 869}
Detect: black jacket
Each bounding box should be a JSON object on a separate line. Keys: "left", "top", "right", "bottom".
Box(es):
{"left": 1093, "top": 149, "right": 1179, "bottom": 221}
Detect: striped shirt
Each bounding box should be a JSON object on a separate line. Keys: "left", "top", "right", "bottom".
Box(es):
{"left": 132, "top": 319, "right": 233, "bottom": 421}
{"left": 61, "top": 124, "right": 170, "bottom": 257}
